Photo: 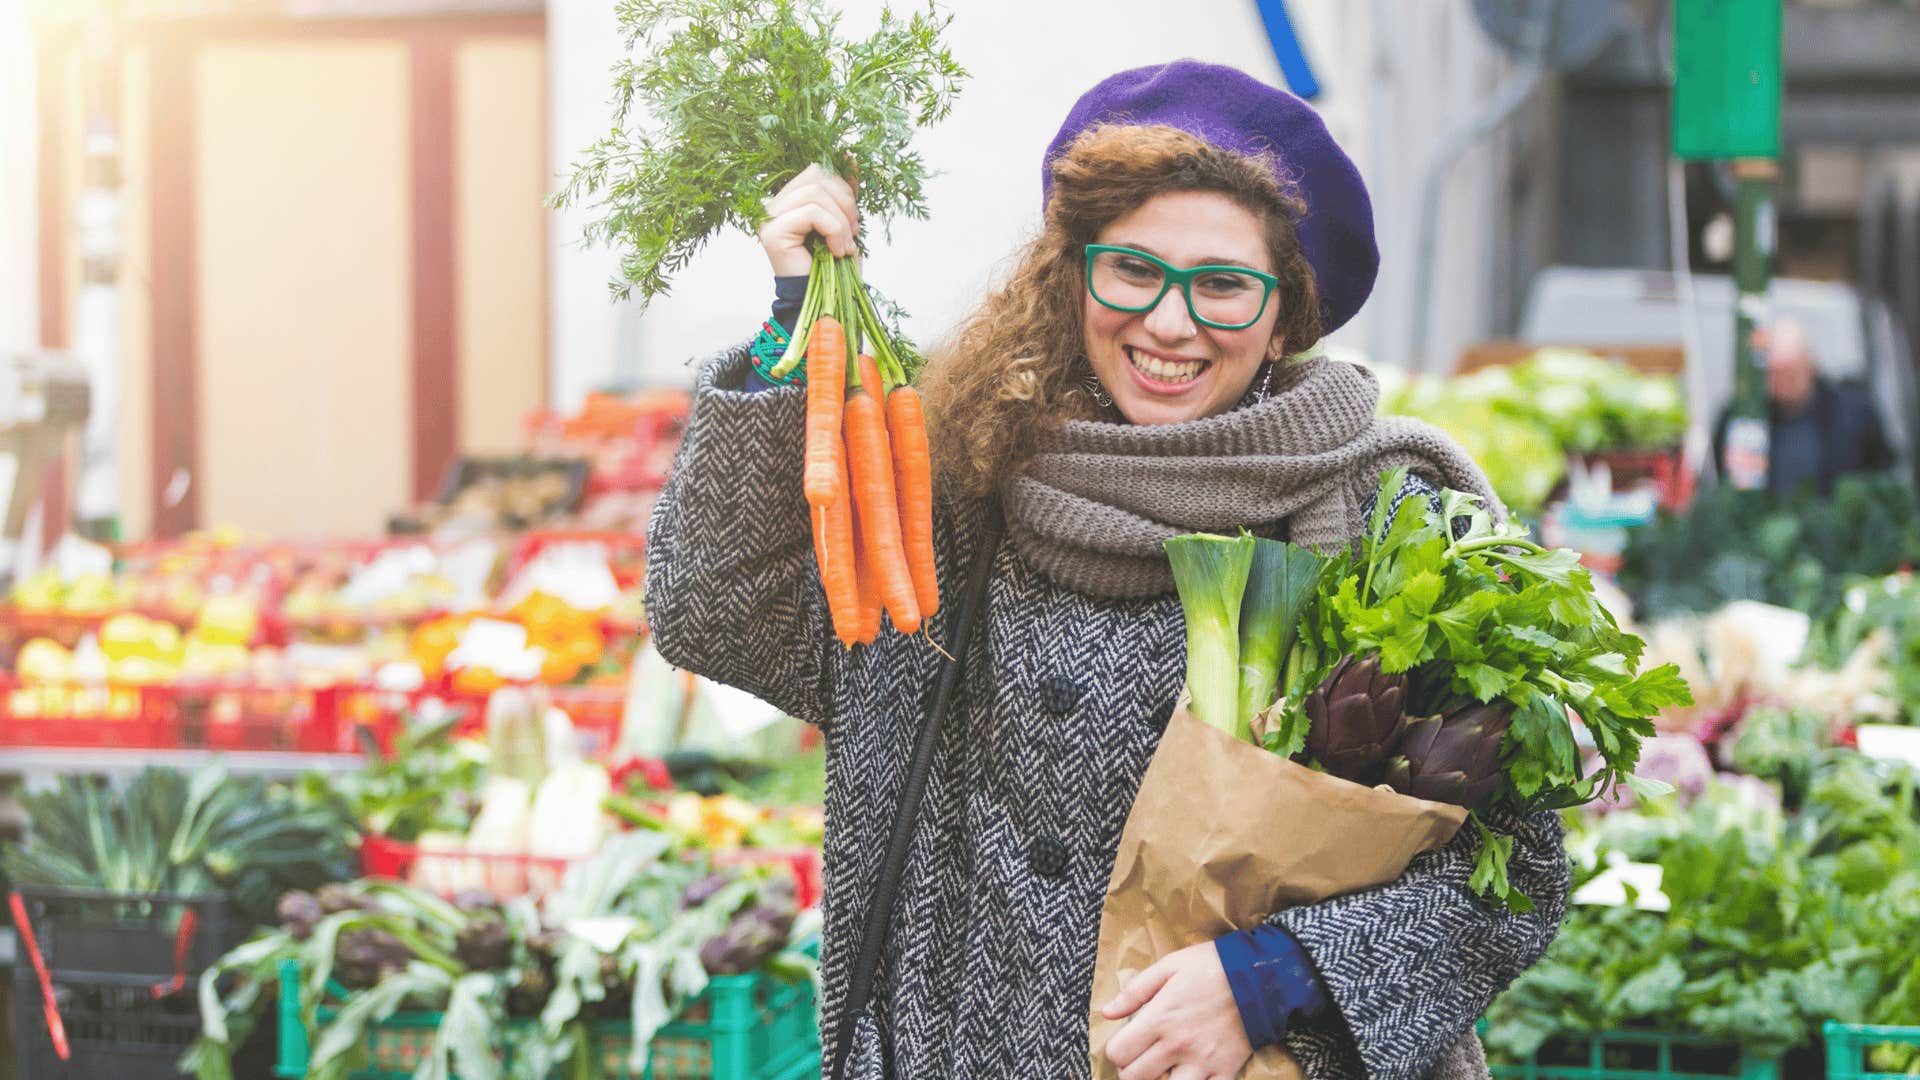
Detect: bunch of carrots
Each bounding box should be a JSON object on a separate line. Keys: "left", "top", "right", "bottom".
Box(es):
{"left": 775, "top": 246, "right": 939, "bottom": 646}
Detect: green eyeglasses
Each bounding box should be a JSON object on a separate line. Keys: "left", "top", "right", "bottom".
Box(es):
{"left": 1084, "top": 244, "right": 1280, "bottom": 331}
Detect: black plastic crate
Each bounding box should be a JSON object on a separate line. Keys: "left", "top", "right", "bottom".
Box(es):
{"left": 12, "top": 968, "right": 278, "bottom": 1080}
{"left": 9, "top": 886, "right": 245, "bottom": 980}
{"left": 12, "top": 969, "right": 203, "bottom": 1080}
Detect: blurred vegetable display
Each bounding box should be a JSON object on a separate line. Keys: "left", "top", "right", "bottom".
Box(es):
{"left": 1, "top": 762, "right": 356, "bottom": 925}
{"left": 185, "top": 833, "right": 814, "bottom": 1080}
{"left": 1377, "top": 349, "right": 1687, "bottom": 516}
{"left": 298, "top": 710, "right": 486, "bottom": 845}
{"left": 1617, "top": 471, "right": 1920, "bottom": 624}
{"left": 1814, "top": 573, "right": 1920, "bottom": 725}
{"left": 1484, "top": 752, "right": 1920, "bottom": 1063}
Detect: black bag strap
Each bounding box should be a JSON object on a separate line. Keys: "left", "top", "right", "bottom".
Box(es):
{"left": 828, "top": 504, "right": 1005, "bottom": 1080}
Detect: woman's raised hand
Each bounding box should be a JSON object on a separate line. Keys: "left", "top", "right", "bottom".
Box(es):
{"left": 759, "top": 163, "right": 861, "bottom": 277}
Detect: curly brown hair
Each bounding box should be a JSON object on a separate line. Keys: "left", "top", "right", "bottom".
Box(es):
{"left": 917, "top": 123, "right": 1324, "bottom": 499}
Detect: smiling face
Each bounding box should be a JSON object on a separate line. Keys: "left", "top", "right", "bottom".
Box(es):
{"left": 1083, "top": 190, "right": 1285, "bottom": 426}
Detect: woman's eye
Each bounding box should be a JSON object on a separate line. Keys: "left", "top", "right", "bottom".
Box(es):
{"left": 1198, "top": 274, "right": 1254, "bottom": 294}
{"left": 1114, "top": 258, "right": 1161, "bottom": 281}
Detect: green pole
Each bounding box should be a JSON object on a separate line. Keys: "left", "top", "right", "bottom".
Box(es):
{"left": 1671, "top": 0, "right": 1782, "bottom": 491}
{"left": 1720, "top": 158, "right": 1778, "bottom": 492}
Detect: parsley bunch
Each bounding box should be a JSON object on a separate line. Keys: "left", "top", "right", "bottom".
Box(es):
{"left": 551, "top": 0, "right": 967, "bottom": 303}
{"left": 1310, "top": 473, "right": 1689, "bottom": 795}
{"left": 1299, "top": 471, "right": 1691, "bottom": 905}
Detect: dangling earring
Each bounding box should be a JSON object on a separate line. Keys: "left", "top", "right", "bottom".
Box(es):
{"left": 1084, "top": 370, "right": 1113, "bottom": 408}
{"left": 1253, "top": 359, "right": 1278, "bottom": 403}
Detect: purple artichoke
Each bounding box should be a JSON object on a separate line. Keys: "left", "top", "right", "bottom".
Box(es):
{"left": 1304, "top": 654, "right": 1409, "bottom": 782}
{"left": 1383, "top": 702, "right": 1515, "bottom": 808}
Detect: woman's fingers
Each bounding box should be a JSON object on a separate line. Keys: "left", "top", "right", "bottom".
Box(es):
{"left": 1167, "top": 1066, "right": 1212, "bottom": 1080}
{"left": 759, "top": 201, "right": 856, "bottom": 274}
{"left": 1116, "top": 1037, "right": 1178, "bottom": 1080}
{"left": 765, "top": 166, "right": 861, "bottom": 236}
{"left": 1102, "top": 1006, "right": 1154, "bottom": 1070}
{"left": 1103, "top": 960, "right": 1174, "bottom": 1020}
{"left": 793, "top": 202, "right": 856, "bottom": 256}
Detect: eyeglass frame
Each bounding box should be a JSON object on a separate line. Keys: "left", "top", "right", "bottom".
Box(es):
{"left": 1083, "top": 244, "right": 1282, "bottom": 331}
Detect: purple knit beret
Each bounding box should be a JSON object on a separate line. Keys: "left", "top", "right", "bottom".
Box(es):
{"left": 1041, "top": 59, "right": 1378, "bottom": 335}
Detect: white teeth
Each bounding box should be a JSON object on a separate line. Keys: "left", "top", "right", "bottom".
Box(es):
{"left": 1126, "top": 347, "right": 1206, "bottom": 383}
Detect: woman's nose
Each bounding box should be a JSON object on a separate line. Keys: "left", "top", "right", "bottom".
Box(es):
{"left": 1143, "top": 285, "right": 1197, "bottom": 341}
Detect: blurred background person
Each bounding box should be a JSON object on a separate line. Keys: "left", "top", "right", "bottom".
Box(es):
{"left": 1715, "top": 318, "right": 1894, "bottom": 498}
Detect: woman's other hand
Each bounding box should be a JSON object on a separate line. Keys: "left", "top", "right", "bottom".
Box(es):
{"left": 759, "top": 163, "right": 860, "bottom": 276}
{"left": 1100, "top": 941, "right": 1255, "bottom": 1080}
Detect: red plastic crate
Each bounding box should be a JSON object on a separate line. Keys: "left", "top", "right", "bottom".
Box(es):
{"left": 335, "top": 680, "right": 630, "bottom": 761}
{"left": 358, "top": 834, "right": 578, "bottom": 898}
{"left": 359, "top": 833, "right": 821, "bottom": 908}
{"left": 0, "top": 676, "right": 356, "bottom": 753}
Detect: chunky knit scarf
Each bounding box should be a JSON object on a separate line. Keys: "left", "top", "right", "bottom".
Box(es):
{"left": 1002, "top": 357, "right": 1501, "bottom": 599}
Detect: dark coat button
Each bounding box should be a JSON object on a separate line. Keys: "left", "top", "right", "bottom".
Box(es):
{"left": 1029, "top": 836, "right": 1070, "bottom": 878}
{"left": 1039, "top": 674, "right": 1082, "bottom": 714}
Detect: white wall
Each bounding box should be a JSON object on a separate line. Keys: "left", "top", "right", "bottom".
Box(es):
{"left": 1361, "top": 0, "right": 1515, "bottom": 372}
{"left": 547, "top": 0, "right": 649, "bottom": 410}
{"left": 546, "top": 0, "right": 1513, "bottom": 399}
{"left": 0, "top": 0, "right": 39, "bottom": 354}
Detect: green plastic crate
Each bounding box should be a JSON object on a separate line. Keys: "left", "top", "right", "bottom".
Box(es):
{"left": 274, "top": 959, "right": 820, "bottom": 1080}
{"left": 1485, "top": 1029, "right": 1780, "bottom": 1080}
{"left": 1824, "top": 1022, "right": 1920, "bottom": 1080}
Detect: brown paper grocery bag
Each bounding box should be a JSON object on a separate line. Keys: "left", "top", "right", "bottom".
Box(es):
{"left": 1088, "top": 703, "right": 1468, "bottom": 1080}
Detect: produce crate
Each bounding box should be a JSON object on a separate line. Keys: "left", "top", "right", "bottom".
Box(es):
{"left": 0, "top": 675, "right": 356, "bottom": 752}
{"left": 358, "top": 835, "right": 823, "bottom": 909}
{"left": 438, "top": 456, "right": 592, "bottom": 521}
{"left": 0, "top": 603, "right": 201, "bottom": 665}
{"left": 340, "top": 681, "right": 629, "bottom": 760}
{"left": 1579, "top": 448, "right": 1696, "bottom": 513}
{"left": 357, "top": 833, "right": 576, "bottom": 898}
{"left": 8, "top": 886, "right": 247, "bottom": 980}
{"left": 274, "top": 956, "right": 821, "bottom": 1080}
{"left": 8, "top": 888, "right": 263, "bottom": 1079}
{"left": 11, "top": 968, "right": 206, "bottom": 1080}
{"left": 1824, "top": 1022, "right": 1920, "bottom": 1080}
{"left": 1487, "top": 1030, "right": 1780, "bottom": 1080}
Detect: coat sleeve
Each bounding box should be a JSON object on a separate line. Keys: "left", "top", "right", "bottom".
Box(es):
{"left": 642, "top": 341, "right": 840, "bottom": 726}
{"left": 1271, "top": 808, "right": 1570, "bottom": 1080}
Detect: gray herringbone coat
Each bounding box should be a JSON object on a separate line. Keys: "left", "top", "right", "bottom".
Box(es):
{"left": 644, "top": 345, "right": 1570, "bottom": 1080}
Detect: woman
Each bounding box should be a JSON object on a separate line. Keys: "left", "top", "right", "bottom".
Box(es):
{"left": 645, "top": 60, "right": 1569, "bottom": 1080}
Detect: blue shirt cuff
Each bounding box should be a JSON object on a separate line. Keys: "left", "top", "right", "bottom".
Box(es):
{"left": 1214, "top": 925, "right": 1330, "bottom": 1050}
{"left": 772, "top": 274, "right": 808, "bottom": 330}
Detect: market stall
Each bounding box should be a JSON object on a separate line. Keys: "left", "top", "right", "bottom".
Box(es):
{"left": 0, "top": 381, "right": 830, "bottom": 1078}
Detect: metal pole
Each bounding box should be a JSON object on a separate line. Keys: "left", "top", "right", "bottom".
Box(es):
{"left": 1718, "top": 158, "right": 1778, "bottom": 491}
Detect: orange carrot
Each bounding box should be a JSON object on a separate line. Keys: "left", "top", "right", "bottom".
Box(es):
{"left": 850, "top": 502, "right": 882, "bottom": 645}
{"left": 886, "top": 385, "right": 939, "bottom": 619}
{"left": 803, "top": 316, "right": 848, "bottom": 508}
{"left": 844, "top": 354, "right": 921, "bottom": 634}
{"left": 818, "top": 453, "right": 861, "bottom": 647}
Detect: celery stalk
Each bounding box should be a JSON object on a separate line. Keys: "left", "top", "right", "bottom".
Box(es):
{"left": 1164, "top": 533, "right": 1255, "bottom": 738}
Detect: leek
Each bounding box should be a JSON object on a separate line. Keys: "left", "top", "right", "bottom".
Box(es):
{"left": 1164, "top": 533, "right": 1255, "bottom": 738}
{"left": 1237, "top": 539, "right": 1327, "bottom": 736}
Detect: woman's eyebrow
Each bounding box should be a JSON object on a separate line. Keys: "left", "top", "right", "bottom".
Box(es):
{"left": 1108, "top": 240, "right": 1267, "bottom": 269}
